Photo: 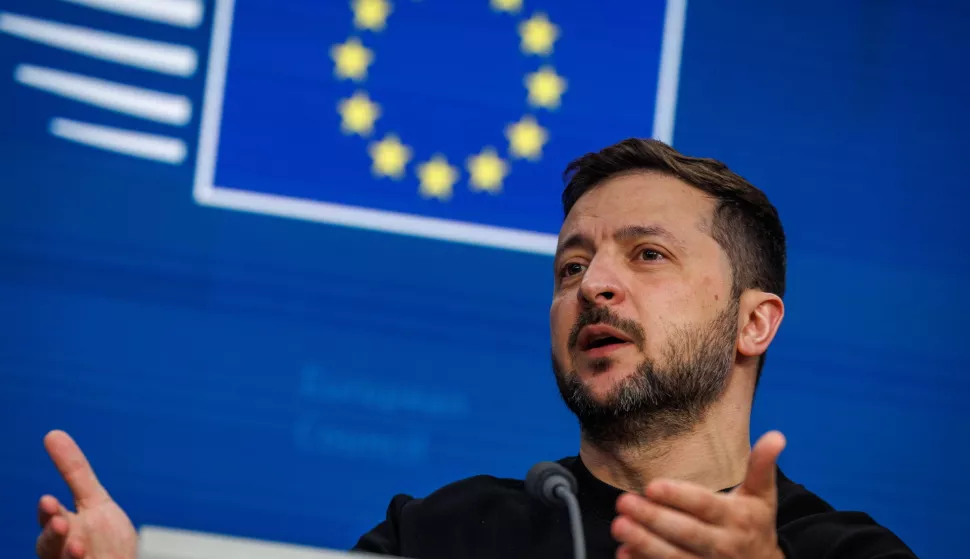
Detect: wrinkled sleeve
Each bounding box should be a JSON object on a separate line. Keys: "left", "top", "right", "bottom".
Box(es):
{"left": 352, "top": 494, "right": 416, "bottom": 556}
{"left": 778, "top": 509, "right": 918, "bottom": 558}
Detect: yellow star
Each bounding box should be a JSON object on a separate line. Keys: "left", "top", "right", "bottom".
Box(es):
{"left": 337, "top": 91, "right": 381, "bottom": 136}
{"left": 490, "top": 0, "right": 522, "bottom": 14}
{"left": 417, "top": 154, "right": 458, "bottom": 201}
{"left": 368, "top": 133, "right": 412, "bottom": 179}
{"left": 505, "top": 115, "right": 548, "bottom": 161}
{"left": 352, "top": 0, "right": 392, "bottom": 32}
{"left": 518, "top": 12, "right": 559, "bottom": 56}
{"left": 466, "top": 147, "right": 509, "bottom": 193}
{"left": 525, "top": 65, "right": 567, "bottom": 110}
{"left": 330, "top": 37, "right": 374, "bottom": 82}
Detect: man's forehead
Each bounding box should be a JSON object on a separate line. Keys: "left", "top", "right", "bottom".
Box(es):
{"left": 559, "top": 173, "right": 714, "bottom": 241}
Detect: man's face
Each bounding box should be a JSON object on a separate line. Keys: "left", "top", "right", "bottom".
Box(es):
{"left": 549, "top": 172, "right": 739, "bottom": 444}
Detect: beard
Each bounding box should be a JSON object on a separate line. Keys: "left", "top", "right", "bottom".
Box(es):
{"left": 552, "top": 299, "right": 739, "bottom": 450}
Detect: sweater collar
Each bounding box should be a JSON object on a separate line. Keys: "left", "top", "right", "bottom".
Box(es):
{"left": 561, "top": 455, "right": 785, "bottom": 519}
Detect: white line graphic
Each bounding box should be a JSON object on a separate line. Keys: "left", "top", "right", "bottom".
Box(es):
{"left": 192, "top": 0, "right": 235, "bottom": 201}
{"left": 197, "top": 186, "right": 560, "bottom": 255}
{"left": 50, "top": 117, "right": 187, "bottom": 164}
{"left": 652, "top": 0, "right": 687, "bottom": 144}
{"left": 59, "top": 0, "right": 204, "bottom": 28}
{"left": 0, "top": 12, "right": 198, "bottom": 77}
{"left": 16, "top": 65, "right": 192, "bottom": 125}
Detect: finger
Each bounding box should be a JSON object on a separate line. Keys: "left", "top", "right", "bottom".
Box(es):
{"left": 37, "top": 495, "right": 68, "bottom": 528}
{"left": 65, "top": 535, "right": 86, "bottom": 559}
{"left": 644, "top": 480, "right": 729, "bottom": 525}
{"left": 35, "top": 515, "right": 68, "bottom": 559}
{"left": 616, "top": 493, "right": 716, "bottom": 556}
{"left": 44, "top": 430, "right": 110, "bottom": 507}
{"left": 616, "top": 543, "right": 637, "bottom": 559}
{"left": 738, "top": 430, "right": 786, "bottom": 500}
{"left": 611, "top": 515, "right": 697, "bottom": 559}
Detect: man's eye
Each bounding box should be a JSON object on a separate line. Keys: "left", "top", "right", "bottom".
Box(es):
{"left": 639, "top": 249, "right": 664, "bottom": 261}
{"left": 561, "top": 262, "right": 586, "bottom": 277}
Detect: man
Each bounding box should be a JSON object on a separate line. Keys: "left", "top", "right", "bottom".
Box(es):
{"left": 34, "top": 139, "right": 917, "bottom": 559}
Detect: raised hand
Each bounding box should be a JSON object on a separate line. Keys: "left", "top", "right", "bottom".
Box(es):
{"left": 611, "top": 431, "right": 788, "bottom": 559}
{"left": 35, "top": 430, "right": 137, "bottom": 559}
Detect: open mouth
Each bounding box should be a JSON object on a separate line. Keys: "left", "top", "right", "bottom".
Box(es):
{"left": 585, "top": 336, "right": 627, "bottom": 349}
{"left": 577, "top": 325, "right": 634, "bottom": 354}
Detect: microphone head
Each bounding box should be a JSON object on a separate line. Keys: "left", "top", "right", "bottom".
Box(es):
{"left": 526, "top": 461, "right": 578, "bottom": 507}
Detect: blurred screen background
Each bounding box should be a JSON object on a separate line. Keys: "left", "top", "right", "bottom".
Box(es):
{"left": 1, "top": 1, "right": 967, "bottom": 558}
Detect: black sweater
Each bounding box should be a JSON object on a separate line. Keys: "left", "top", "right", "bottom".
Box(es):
{"left": 352, "top": 456, "right": 917, "bottom": 558}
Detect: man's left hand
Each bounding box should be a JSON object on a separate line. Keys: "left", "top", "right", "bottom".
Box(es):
{"left": 611, "top": 431, "right": 788, "bottom": 559}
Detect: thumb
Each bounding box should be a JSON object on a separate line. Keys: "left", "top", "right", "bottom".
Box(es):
{"left": 44, "top": 430, "right": 110, "bottom": 508}
{"left": 737, "top": 430, "right": 786, "bottom": 501}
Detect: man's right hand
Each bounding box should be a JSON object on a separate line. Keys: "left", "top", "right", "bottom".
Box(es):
{"left": 35, "top": 430, "right": 137, "bottom": 559}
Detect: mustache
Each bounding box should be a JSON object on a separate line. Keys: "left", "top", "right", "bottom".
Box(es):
{"left": 567, "top": 306, "right": 646, "bottom": 350}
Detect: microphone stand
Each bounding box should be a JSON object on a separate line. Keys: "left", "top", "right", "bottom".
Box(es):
{"left": 555, "top": 485, "right": 586, "bottom": 559}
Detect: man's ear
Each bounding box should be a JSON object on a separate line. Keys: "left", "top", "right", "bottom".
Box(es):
{"left": 737, "top": 291, "right": 784, "bottom": 359}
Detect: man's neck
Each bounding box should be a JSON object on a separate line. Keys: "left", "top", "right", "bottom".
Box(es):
{"left": 577, "top": 393, "right": 752, "bottom": 495}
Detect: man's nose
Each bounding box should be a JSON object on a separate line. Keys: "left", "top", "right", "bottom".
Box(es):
{"left": 578, "top": 260, "right": 626, "bottom": 307}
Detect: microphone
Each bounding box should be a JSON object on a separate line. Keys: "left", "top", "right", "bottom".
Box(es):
{"left": 526, "top": 462, "right": 586, "bottom": 559}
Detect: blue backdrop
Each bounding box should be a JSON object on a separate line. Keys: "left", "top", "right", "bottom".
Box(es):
{"left": 1, "top": 1, "right": 967, "bottom": 558}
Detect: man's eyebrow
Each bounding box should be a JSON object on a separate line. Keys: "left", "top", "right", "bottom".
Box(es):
{"left": 559, "top": 233, "right": 593, "bottom": 252}
{"left": 554, "top": 224, "right": 686, "bottom": 262}
{"left": 555, "top": 232, "right": 594, "bottom": 261}
{"left": 613, "top": 224, "right": 686, "bottom": 251}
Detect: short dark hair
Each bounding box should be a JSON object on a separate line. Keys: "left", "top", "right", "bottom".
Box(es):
{"left": 561, "top": 138, "right": 786, "bottom": 386}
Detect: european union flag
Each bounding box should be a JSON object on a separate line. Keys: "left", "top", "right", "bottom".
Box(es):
{"left": 196, "top": 0, "right": 686, "bottom": 254}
